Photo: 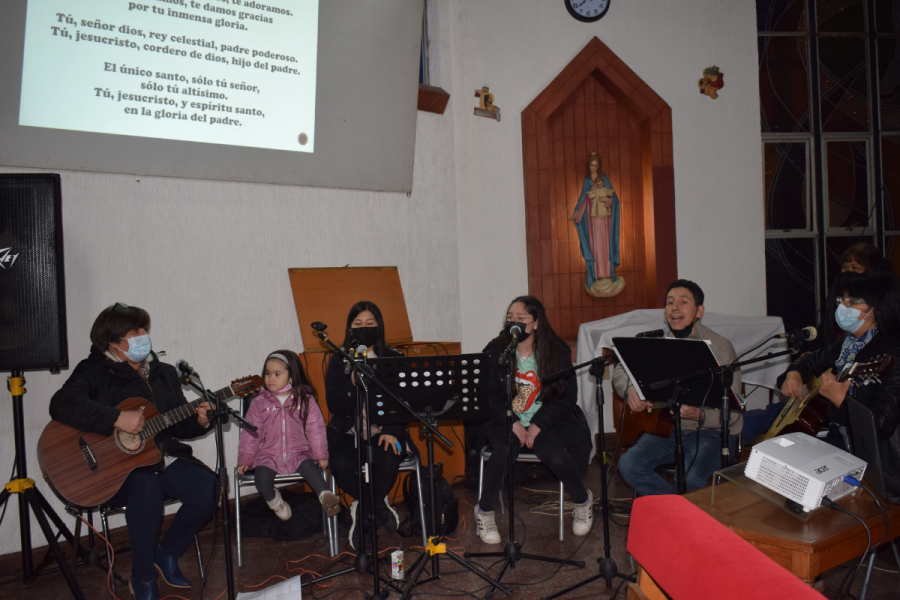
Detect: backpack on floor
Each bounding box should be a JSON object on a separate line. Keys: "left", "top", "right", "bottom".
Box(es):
{"left": 398, "top": 467, "right": 458, "bottom": 538}
{"left": 239, "top": 489, "right": 322, "bottom": 541}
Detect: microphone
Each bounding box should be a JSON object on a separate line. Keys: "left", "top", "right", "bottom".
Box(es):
{"left": 175, "top": 359, "right": 198, "bottom": 377}
{"left": 774, "top": 326, "right": 817, "bottom": 342}
{"left": 344, "top": 338, "right": 360, "bottom": 374}
{"left": 636, "top": 329, "right": 666, "bottom": 338}
{"left": 311, "top": 321, "right": 327, "bottom": 332}
{"left": 499, "top": 324, "right": 520, "bottom": 365}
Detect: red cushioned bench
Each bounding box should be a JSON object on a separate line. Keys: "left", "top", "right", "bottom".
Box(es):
{"left": 626, "top": 495, "right": 824, "bottom": 600}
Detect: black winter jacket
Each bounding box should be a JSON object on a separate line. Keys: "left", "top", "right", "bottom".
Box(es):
{"left": 484, "top": 339, "right": 590, "bottom": 442}
{"left": 49, "top": 346, "right": 210, "bottom": 469}
{"left": 775, "top": 332, "right": 900, "bottom": 440}
{"left": 324, "top": 351, "right": 407, "bottom": 446}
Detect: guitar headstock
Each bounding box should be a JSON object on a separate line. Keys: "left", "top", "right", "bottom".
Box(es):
{"left": 837, "top": 354, "right": 896, "bottom": 384}
{"left": 230, "top": 375, "right": 264, "bottom": 397}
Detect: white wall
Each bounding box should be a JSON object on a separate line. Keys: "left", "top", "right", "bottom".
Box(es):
{"left": 0, "top": 105, "right": 460, "bottom": 549}
{"left": 449, "top": 0, "right": 766, "bottom": 354}
{"left": 0, "top": 0, "right": 765, "bottom": 555}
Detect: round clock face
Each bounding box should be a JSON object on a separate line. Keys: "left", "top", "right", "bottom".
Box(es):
{"left": 565, "top": 0, "right": 611, "bottom": 23}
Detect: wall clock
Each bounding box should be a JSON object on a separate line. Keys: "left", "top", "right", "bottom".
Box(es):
{"left": 565, "top": 0, "right": 611, "bottom": 23}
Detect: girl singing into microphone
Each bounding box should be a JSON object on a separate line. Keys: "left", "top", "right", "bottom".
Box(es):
{"left": 474, "top": 296, "right": 594, "bottom": 544}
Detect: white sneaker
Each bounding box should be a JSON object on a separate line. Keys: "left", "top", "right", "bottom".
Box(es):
{"left": 572, "top": 490, "right": 593, "bottom": 536}
{"left": 318, "top": 490, "right": 341, "bottom": 517}
{"left": 474, "top": 505, "right": 501, "bottom": 544}
{"left": 266, "top": 489, "right": 292, "bottom": 521}
{"left": 380, "top": 496, "right": 400, "bottom": 533}
{"left": 348, "top": 500, "right": 360, "bottom": 550}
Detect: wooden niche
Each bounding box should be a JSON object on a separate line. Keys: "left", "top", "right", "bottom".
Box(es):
{"left": 521, "top": 37, "right": 677, "bottom": 343}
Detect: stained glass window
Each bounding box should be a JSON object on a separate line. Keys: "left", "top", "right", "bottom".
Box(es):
{"left": 764, "top": 142, "right": 810, "bottom": 229}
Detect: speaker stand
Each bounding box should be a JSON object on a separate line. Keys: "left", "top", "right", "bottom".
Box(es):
{"left": 2, "top": 372, "right": 86, "bottom": 600}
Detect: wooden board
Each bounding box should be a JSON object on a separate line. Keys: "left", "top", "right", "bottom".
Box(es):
{"left": 288, "top": 266, "right": 413, "bottom": 353}
{"left": 287, "top": 266, "right": 464, "bottom": 504}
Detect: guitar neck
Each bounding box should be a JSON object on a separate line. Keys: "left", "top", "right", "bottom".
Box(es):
{"left": 631, "top": 402, "right": 671, "bottom": 412}
{"left": 140, "top": 384, "right": 233, "bottom": 439}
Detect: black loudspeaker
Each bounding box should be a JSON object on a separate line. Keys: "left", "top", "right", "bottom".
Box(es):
{"left": 0, "top": 174, "right": 68, "bottom": 373}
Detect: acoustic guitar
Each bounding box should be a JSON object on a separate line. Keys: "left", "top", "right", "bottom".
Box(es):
{"left": 612, "top": 393, "right": 673, "bottom": 448}
{"left": 761, "top": 355, "right": 894, "bottom": 441}
{"left": 38, "top": 375, "right": 263, "bottom": 508}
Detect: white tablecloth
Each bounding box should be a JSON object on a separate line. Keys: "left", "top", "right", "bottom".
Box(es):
{"left": 574, "top": 309, "right": 791, "bottom": 457}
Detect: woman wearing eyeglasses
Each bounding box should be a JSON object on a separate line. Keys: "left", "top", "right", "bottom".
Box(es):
{"left": 778, "top": 271, "right": 900, "bottom": 450}
{"left": 473, "top": 296, "right": 593, "bottom": 544}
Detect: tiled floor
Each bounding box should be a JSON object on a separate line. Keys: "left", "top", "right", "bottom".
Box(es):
{"left": 3, "top": 462, "right": 898, "bottom": 599}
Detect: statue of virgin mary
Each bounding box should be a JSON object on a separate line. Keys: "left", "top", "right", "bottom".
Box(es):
{"left": 569, "top": 151, "right": 625, "bottom": 298}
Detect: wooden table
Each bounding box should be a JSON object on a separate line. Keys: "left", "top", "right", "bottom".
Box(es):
{"left": 684, "top": 480, "right": 900, "bottom": 584}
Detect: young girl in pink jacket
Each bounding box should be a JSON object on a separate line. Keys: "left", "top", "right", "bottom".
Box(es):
{"left": 237, "top": 350, "right": 340, "bottom": 520}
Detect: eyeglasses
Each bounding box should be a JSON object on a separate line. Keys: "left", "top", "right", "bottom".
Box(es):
{"left": 506, "top": 316, "right": 534, "bottom": 324}
{"left": 835, "top": 297, "right": 868, "bottom": 307}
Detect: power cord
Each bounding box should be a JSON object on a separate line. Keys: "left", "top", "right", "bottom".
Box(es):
{"left": 821, "top": 495, "right": 872, "bottom": 599}
{"left": 833, "top": 481, "right": 891, "bottom": 598}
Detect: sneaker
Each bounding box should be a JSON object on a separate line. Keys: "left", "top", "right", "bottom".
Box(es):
{"left": 474, "top": 505, "right": 501, "bottom": 544}
{"left": 378, "top": 496, "right": 400, "bottom": 534}
{"left": 572, "top": 490, "right": 593, "bottom": 536}
{"left": 348, "top": 500, "right": 360, "bottom": 550}
{"left": 267, "top": 489, "right": 292, "bottom": 521}
{"left": 318, "top": 490, "right": 341, "bottom": 518}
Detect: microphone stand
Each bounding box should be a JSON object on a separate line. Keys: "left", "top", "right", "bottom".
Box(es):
{"left": 538, "top": 355, "right": 633, "bottom": 599}
{"left": 178, "top": 372, "right": 240, "bottom": 600}
{"left": 538, "top": 339, "right": 799, "bottom": 598}
{"left": 643, "top": 345, "right": 800, "bottom": 493}
{"left": 466, "top": 335, "right": 584, "bottom": 597}
{"left": 312, "top": 325, "right": 451, "bottom": 599}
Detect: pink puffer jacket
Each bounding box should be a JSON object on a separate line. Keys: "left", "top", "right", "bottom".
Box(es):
{"left": 236, "top": 388, "right": 328, "bottom": 474}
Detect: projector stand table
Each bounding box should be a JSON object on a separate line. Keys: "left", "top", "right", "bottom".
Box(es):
{"left": 685, "top": 479, "right": 900, "bottom": 587}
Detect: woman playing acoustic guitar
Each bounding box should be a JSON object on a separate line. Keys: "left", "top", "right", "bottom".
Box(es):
{"left": 48, "top": 303, "right": 216, "bottom": 600}
{"left": 778, "top": 272, "right": 900, "bottom": 452}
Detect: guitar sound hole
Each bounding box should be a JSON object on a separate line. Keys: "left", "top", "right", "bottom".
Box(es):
{"left": 116, "top": 429, "right": 144, "bottom": 453}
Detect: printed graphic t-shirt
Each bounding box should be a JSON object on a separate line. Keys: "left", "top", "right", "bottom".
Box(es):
{"left": 513, "top": 352, "right": 542, "bottom": 427}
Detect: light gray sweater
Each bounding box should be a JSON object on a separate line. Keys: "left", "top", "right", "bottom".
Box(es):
{"left": 611, "top": 320, "right": 743, "bottom": 435}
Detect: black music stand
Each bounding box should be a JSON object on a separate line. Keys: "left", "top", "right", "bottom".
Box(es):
{"left": 368, "top": 353, "right": 491, "bottom": 424}
{"left": 612, "top": 337, "right": 742, "bottom": 494}
{"left": 310, "top": 324, "right": 480, "bottom": 599}
{"left": 368, "top": 353, "right": 508, "bottom": 597}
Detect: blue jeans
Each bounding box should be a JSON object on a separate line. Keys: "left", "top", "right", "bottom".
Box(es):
{"left": 619, "top": 429, "right": 724, "bottom": 496}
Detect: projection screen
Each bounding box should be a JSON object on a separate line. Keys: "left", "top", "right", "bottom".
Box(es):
{"left": 0, "top": 0, "right": 423, "bottom": 193}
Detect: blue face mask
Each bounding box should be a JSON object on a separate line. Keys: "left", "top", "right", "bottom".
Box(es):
{"left": 119, "top": 334, "right": 151, "bottom": 362}
{"left": 835, "top": 304, "right": 870, "bottom": 334}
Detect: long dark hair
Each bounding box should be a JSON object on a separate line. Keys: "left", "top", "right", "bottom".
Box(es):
{"left": 839, "top": 272, "right": 900, "bottom": 337}
{"left": 262, "top": 350, "right": 317, "bottom": 425}
{"left": 494, "top": 295, "right": 570, "bottom": 399}
{"left": 341, "top": 301, "right": 396, "bottom": 357}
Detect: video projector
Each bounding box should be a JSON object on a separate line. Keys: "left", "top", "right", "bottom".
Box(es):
{"left": 745, "top": 432, "right": 866, "bottom": 512}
